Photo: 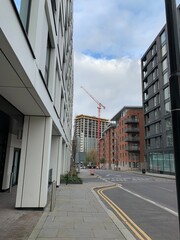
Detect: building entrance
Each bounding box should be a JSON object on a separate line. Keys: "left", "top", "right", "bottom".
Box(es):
{"left": 12, "top": 148, "right": 21, "bottom": 186}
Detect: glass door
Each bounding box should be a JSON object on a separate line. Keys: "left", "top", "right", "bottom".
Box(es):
{"left": 12, "top": 149, "right": 21, "bottom": 186}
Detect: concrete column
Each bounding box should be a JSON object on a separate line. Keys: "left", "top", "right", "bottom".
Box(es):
{"left": 16, "top": 116, "right": 52, "bottom": 208}
{"left": 63, "top": 143, "right": 68, "bottom": 173}
{"left": 50, "top": 135, "right": 62, "bottom": 187}
{"left": 61, "top": 140, "right": 65, "bottom": 174}
{"left": 58, "top": 136, "right": 63, "bottom": 184}
{"left": 67, "top": 146, "right": 71, "bottom": 171}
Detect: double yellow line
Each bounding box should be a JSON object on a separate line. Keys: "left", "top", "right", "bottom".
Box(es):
{"left": 96, "top": 185, "right": 152, "bottom": 240}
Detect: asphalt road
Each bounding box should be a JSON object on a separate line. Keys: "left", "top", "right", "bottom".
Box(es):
{"left": 95, "top": 170, "right": 179, "bottom": 240}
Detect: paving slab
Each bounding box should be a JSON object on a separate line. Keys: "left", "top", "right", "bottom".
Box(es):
{"left": 27, "top": 170, "right": 135, "bottom": 240}
{"left": 0, "top": 187, "right": 43, "bottom": 240}
{"left": 0, "top": 169, "right": 136, "bottom": 240}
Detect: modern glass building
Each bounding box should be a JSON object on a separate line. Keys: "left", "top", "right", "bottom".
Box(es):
{"left": 141, "top": 25, "right": 175, "bottom": 174}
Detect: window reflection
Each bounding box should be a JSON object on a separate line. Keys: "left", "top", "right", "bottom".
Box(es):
{"left": 13, "top": 0, "right": 31, "bottom": 33}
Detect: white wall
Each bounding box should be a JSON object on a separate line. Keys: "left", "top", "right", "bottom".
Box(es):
{"left": 0, "top": 0, "right": 73, "bottom": 208}
{"left": 16, "top": 116, "right": 52, "bottom": 208}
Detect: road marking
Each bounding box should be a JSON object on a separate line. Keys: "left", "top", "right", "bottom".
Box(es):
{"left": 97, "top": 185, "right": 152, "bottom": 240}
{"left": 120, "top": 186, "right": 178, "bottom": 216}
{"left": 154, "top": 186, "right": 174, "bottom": 192}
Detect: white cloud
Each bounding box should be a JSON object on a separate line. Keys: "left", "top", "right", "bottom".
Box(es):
{"left": 74, "top": 0, "right": 167, "bottom": 59}
{"left": 73, "top": 0, "right": 180, "bottom": 120}
{"left": 73, "top": 52, "right": 142, "bottom": 120}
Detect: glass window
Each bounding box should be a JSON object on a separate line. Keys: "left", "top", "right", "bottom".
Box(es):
{"left": 152, "top": 68, "right": 158, "bottom": 80}
{"left": 160, "top": 31, "right": 166, "bottom": 45}
{"left": 155, "top": 122, "right": 161, "bottom": 134}
{"left": 13, "top": 0, "right": 31, "bottom": 33}
{"left": 51, "top": 0, "right": 57, "bottom": 31}
{"left": 152, "top": 57, "right": 156, "bottom": 68}
{"left": 146, "top": 139, "right": 150, "bottom": 149}
{"left": 154, "top": 94, "right": 160, "bottom": 106}
{"left": 154, "top": 96, "right": 157, "bottom": 106}
{"left": 51, "top": 0, "right": 56, "bottom": 16}
{"left": 158, "top": 155, "right": 164, "bottom": 171}
{"left": 154, "top": 108, "right": 160, "bottom": 120}
{"left": 143, "top": 68, "right": 147, "bottom": 77}
{"left": 151, "top": 45, "right": 155, "bottom": 56}
{"left": 163, "top": 71, "right": 169, "bottom": 85}
{"left": 164, "top": 154, "right": 170, "bottom": 172}
{"left": 153, "top": 81, "right": 159, "bottom": 93}
{"left": 152, "top": 71, "right": 155, "bottom": 80}
{"left": 155, "top": 137, "right": 161, "bottom": 148}
{"left": 149, "top": 157, "right": 153, "bottom": 169}
{"left": 169, "top": 154, "right": 175, "bottom": 173}
{"left": 143, "top": 79, "right": 148, "bottom": 89}
{"left": 161, "top": 44, "right": 167, "bottom": 57}
{"left": 165, "top": 101, "right": 171, "bottom": 114}
{"left": 144, "top": 91, "right": 148, "bottom": 100}
{"left": 45, "top": 35, "right": 51, "bottom": 85}
{"left": 164, "top": 86, "right": 170, "bottom": 100}
{"left": 153, "top": 83, "right": 156, "bottom": 93}
{"left": 166, "top": 132, "right": 173, "bottom": 147}
{"left": 162, "top": 58, "right": 168, "bottom": 72}
{"left": 165, "top": 118, "right": 172, "bottom": 131}
{"left": 151, "top": 153, "right": 158, "bottom": 170}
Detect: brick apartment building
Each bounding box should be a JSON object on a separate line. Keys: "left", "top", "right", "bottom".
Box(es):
{"left": 100, "top": 107, "right": 144, "bottom": 170}
{"left": 99, "top": 123, "right": 116, "bottom": 169}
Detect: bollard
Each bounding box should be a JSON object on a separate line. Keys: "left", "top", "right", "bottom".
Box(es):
{"left": 50, "top": 181, "right": 56, "bottom": 211}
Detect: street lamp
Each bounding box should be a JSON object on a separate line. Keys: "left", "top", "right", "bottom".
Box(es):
{"left": 164, "top": 0, "right": 180, "bottom": 229}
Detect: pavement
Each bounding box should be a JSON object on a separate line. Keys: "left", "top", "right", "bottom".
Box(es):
{"left": 133, "top": 170, "right": 175, "bottom": 180}
{"left": 0, "top": 169, "right": 176, "bottom": 240}
{"left": 28, "top": 169, "right": 135, "bottom": 240}
{"left": 0, "top": 186, "right": 43, "bottom": 240}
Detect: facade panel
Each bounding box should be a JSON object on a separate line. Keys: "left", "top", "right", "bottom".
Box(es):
{"left": 0, "top": 0, "right": 73, "bottom": 208}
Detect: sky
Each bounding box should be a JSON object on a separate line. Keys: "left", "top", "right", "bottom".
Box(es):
{"left": 73, "top": 0, "right": 180, "bottom": 121}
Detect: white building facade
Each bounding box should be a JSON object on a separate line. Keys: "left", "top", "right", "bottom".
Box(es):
{"left": 0, "top": 0, "right": 73, "bottom": 208}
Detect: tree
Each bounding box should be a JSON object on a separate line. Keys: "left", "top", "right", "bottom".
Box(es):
{"left": 85, "top": 149, "right": 97, "bottom": 166}
{"left": 100, "top": 157, "right": 105, "bottom": 164}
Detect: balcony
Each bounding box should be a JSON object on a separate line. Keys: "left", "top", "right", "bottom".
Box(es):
{"left": 125, "top": 145, "right": 140, "bottom": 152}
{"left": 124, "top": 127, "right": 139, "bottom": 133}
{"left": 124, "top": 137, "right": 140, "bottom": 142}
{"left": 124, "top": 119, "right": 139, "bottom": 124}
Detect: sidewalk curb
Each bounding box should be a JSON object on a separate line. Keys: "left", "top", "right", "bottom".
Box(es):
{"left": 91, "top": 185, "right": 136, "bottom": 240}
{"left": 132, "top": 171, "right": 175, "bottom": 180}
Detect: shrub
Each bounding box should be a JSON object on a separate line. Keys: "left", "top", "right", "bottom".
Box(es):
{"left": 60, "top": 168, "right": 83, "bottom": 184}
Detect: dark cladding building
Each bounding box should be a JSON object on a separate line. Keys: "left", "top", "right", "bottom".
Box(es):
{"left": 141, "top": 25, "right": 174, "bottom": 174}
